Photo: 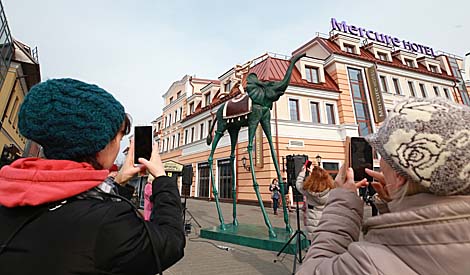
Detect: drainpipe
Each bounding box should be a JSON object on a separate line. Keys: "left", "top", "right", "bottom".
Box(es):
{"left": 274, "top": 102, "right": 280, "bottom": 171}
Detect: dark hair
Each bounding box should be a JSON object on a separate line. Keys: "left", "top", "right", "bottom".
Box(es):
{"left": 74, "top": 114, "right": 132, "bottom": 169}
{"left": 272, "top": 178, "right": 278, "bottom": 185}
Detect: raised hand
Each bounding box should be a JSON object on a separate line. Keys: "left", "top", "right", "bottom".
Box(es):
{"left": 365, "top": 168, "right": 391, "bottom": 202}
{"left": 138, "top": 142, "right": 166, "bottom": 178}
{"left": 334, "top": 165, "right": 368, "bottom": 193}
{"left": 114, "top": 139, "right": 143, "bottom": 185}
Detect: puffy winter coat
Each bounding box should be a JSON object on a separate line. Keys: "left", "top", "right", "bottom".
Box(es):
{"left": 0, "top": 158, "right": 185, "bottom": 275}
{"left": 296, "top": 188, "right": 470, "bottom": 275}
{"left": 296, "top": 170, "right": 331, "bottom": 241}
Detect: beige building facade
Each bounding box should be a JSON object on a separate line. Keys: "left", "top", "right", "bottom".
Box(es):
{"left": 154, "top": 24, "right": 469, "bottom": 206}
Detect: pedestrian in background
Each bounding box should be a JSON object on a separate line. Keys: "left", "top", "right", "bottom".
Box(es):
{"left": 269, "top": 178, "right": 280, "bottom": 215}
{"left": 0, "top": 78, "right": 185, "bottom": 275}
{"left": 297, "top": 98, "right": 470, "bottom": 275}
{"left": 296, "top": 164, "right": 335, "bottom": 241}
{"left": 144, "top": 174, "right": 154, "bottom": 221}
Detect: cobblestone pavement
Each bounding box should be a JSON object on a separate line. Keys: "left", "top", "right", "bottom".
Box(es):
{"left": 165, "top": 198, "right": 373, "bottom": 275}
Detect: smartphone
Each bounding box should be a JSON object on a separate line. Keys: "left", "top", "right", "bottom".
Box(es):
{"left": 304, "top": 160, "right": 312, "bottom": 169}
{"left": 350, "top": 137, "right": 373, "bottom": 182}
{"left": 134, "top": 125, "right": 153, "bottom": 165}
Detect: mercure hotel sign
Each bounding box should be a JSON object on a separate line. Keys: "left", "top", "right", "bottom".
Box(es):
{"left": 331, "top": 18, "right": 436, "bottom": 57}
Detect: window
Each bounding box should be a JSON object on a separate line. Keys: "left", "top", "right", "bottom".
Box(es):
{"left": 404, "top": 58, "right": 414, "bottom": 67}
{"left": 325, "top": 103, "right": 336, "bottom": 124}
{"left": 169, "top": 96, "right": 173, "bottom": 103}
{"left": 348, "top": 68, "right": 373, "bottom": 136}
{"left": 443, "top": 88, "right": 451, "bottom": 100}
{"left": 204, "top": 93, "right": 210, "bottom": 106}
{"left": 224, "top": 81, "right": 232, "bottom": 93}
{"left": 189, "top": 102, "right": 194, "bottom": 114}
{"left": 176, "top": 133, "right": 180, "bottom": 147}
{"left": 191, "top": 127, "right": 195, "bottom": 143}
{"left": 289, "top": 99, "right": 300, "bottom": 121}
{"left": 393, "top": 78, "right": 401, "bottom": 95}
{"left": 179, "top": 107, "right": 183, "bottom": 120}
{"left": 185, "top": 129, "right": 189, "bottom": 144}
{"left": 8, "top": 97, "right": 19, "bottom": 124}
{"left": 344, "top": 43, "right": 355, "bottom": 54}
{"left": 419, "top": 83, "right": 427, "bottom": 98}
{"left": 408, "top": 81, "right": 416, "bottom": 97}
{"left": 433, "top": 86, "right": 440, "bottom": 97}
{"left": 377, "top": 52, "right": 388, "bottom": 61}
{"left": 177, "top": 91, "right": 182, "bottom": 98}
{"left": 200, "top": 123, "right": 204, "bottom": 140}
{"left": 166, "top": 138, "right": 169, "bottom": 152}
{"left": 310, "top": 102, "right": 320, "bottom": 123}
{"left": 169, "top": 114, "right": 172, "bottom": 126}
{"left": 429, "top": 65, "right": 438, "bottom": 73}
{"left": 162, "top": 139, "right": 166, "bottom": 152}
{"left": 322, "top": 162, "right": 339, "bottom": 178}
{"left": 174, "top": 110, "right": 178, "bottom": 123}
{"left": 172, "top": 135, "right": 176, "bottom": 150}
{"left": 157, "top": 122, "right": 161, "bottom": 131}
{"left": 379, "top": 75, "right": 388, "bottom": 93}
{"left": 305, "top": 66, "right": 319, "bottom": 83}
{"left": 198, "top": 163, "right": 210, "bottom": 197}
{"left": 218, "top": 159, "right": 232, "bottom": 199}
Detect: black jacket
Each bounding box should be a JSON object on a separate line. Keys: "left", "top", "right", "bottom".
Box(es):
{"left": 0, "top": 175, "right": 185, "bottom": 275}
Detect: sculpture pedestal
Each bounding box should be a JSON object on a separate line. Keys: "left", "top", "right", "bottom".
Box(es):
{"left": 200, "top": 224, "right": 309, "bottom": 254}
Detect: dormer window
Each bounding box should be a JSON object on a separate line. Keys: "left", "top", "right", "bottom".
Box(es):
{"left": 429, "top": 64, "right": 438, "bottom": 73}
{"left": 189, "top": 102, "right": 194, "bottom": 114}
{"left": 404, "top": 58, "right": 415, "bottom": 67}
{"left": 377, "top": 52, "right": 388, "bottom": 61}
{"left": 344, "top": 43, "right": 355, "bottom": 54}
{"left": 204, "top": 93, "right": 210, "bottom": 106}
{"left": 224, "top": 81, "right": 232, "bottom": 93}
{"left": 305, "top": 66, "right": 319, "bottom": 83}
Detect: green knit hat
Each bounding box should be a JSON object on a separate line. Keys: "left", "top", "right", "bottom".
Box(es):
{"left": 18, "top": 78, "right": 126, "bottom": 160}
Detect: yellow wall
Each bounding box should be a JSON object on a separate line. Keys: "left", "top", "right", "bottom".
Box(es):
{"left": 0, "top": 66, "right": 27, "bottom": 154}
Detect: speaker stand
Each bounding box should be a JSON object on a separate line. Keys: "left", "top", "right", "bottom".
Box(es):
{"left": 182, "top": 193, "right": 201, "bottom": 235}
{"left": 275, "top": 199, "right": 306, "bottom": 275}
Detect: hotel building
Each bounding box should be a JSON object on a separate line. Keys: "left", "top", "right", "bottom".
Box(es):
{"left": 152, "top": 21, "right": 469, "bottom": 206}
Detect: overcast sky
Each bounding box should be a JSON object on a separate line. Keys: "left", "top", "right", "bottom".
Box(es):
{"left": 4, "top": 0, "right": 469, "bottom": 126}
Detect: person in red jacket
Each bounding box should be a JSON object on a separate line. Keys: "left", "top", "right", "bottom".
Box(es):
{"left": 0, "top": 78, "right": 185, "bottom": 275}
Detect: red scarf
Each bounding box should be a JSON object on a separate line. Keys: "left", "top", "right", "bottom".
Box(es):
{"left": 0, "top": 158, "right": 109, "bottom": 207}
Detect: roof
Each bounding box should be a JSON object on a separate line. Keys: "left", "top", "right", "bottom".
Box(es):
{"left": 314, "top": 37, "right": 456, "bottom": 81}
{"left": 13, "top": 39, "right": 41, "bottom": 90}
{"left": 181, "top": 55, "right": 340, "bottom": 122}
{"left": 249, "top": 55, "right": 339, "bottom": 92}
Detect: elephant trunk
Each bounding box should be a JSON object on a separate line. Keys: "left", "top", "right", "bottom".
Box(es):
{"left": 272, "top": 53, "right": 306, "bottom": 92}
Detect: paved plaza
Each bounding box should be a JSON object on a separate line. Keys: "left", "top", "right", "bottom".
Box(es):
{"left": 166, "top": 199, "right": 303, "bottom": 275}
{"left": 164, "top": 197, "right": 374, "bottom": 275}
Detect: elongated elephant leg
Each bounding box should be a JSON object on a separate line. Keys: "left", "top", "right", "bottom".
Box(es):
{"left": 247, "top": 125, "right": 277, "bottom": 238}
{"left": 260, "top": 118, "right": 292, "bottom": 233}
{"left": 228, "top": 129, "right": 240, "bottom": 226}
{"left": 208, "top": 131, "right": 226, "bottom": 230}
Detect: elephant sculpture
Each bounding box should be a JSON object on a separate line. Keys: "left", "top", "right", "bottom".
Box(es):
{"left": 206, "top": 53, "right": 306, "bottom": 238}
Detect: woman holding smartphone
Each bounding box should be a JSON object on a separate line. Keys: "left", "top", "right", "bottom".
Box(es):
{"left": 298, "top": 98, "right": 470, "bottom": 274}
{"left": 0, "top": 79, "right": 185, "bottom": 275}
